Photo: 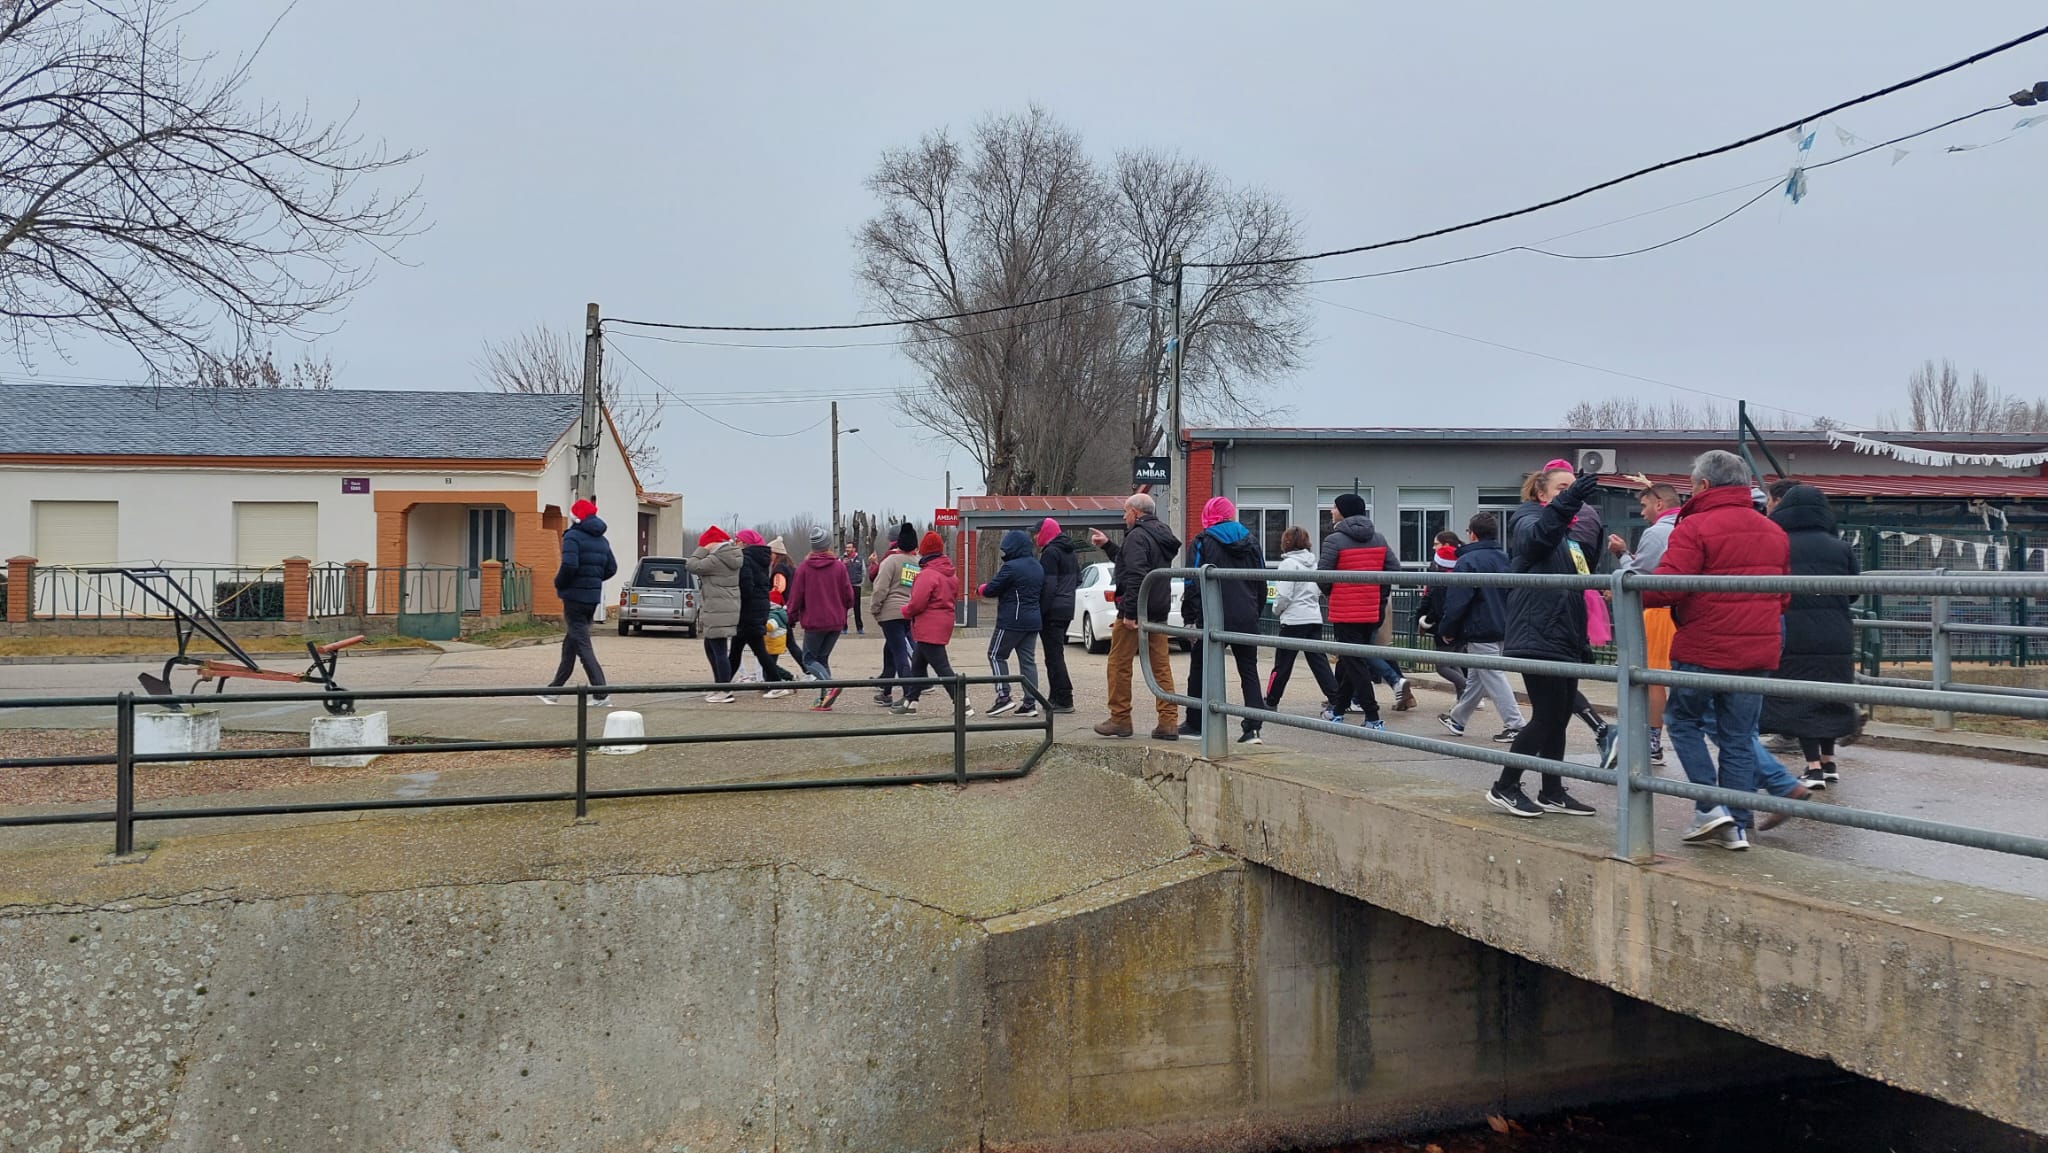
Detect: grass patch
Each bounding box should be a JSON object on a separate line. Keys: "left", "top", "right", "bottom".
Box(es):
{"left": 463, "top": 619, "right": 563, "bottom": 647}
{"left": 0, "top": 634, "right": 436, "bottom": 659}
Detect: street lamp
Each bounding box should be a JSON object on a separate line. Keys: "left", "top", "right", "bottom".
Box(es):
{"left": 831, "top": 399, "right": 859, "bottom": 549}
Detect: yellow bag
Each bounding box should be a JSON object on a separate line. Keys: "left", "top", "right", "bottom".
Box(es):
{"left": 765, "top": 614, "right": 788, "bottom": 656}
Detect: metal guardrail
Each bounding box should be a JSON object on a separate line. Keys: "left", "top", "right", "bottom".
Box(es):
{"left": 28, "top": 566, "right": 286, "bottom": 621}
{"left": 0, "top": 675, "right": 1054, "bottom": 856}
{"left": 1140, "top": 565, "right": 2048, "bottom": 865}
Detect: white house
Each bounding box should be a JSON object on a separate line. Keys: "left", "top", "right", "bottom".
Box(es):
{"left": 0, "top": 383, "right": 671, "bottom": 617}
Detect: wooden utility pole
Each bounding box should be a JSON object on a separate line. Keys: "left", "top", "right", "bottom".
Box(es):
{"left": 574, "top": 302, "right": 602, "bottom": 503}
{"left": 831, "top": 401, "right": 843, "bottom": 550}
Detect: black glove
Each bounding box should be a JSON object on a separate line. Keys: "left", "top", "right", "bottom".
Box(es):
{"left": 1568, "top": 471, "right": 1604, "bottom": 500}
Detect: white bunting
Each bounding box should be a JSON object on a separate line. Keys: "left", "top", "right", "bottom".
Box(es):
{"left": 1927, "top": 534, "right": 1944, "bottom": 557}
{"left": 1825, "top": 430, "right": 2048, "bottom": 469}
{"left": 1973, "top": 542, "right": 1989, "bottom": 567}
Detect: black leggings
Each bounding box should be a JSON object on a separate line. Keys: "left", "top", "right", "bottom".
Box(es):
{"left": 727, "top": 629, "right": 793, "bottom": 683}
{"left": 703, "top": 637, "right": 733, "bottom": 684}
{"left": 1500, "top": 673, "right": 1576, "bottom": 795}
{"left": 1267, "top": 622, "right": 1343, "bottom": 709}
{"left": 1799, "top": 737, "right": 1836, "bottom": 763}
{"left": 1572, "top": 690, "right": 1607, "bottom": 734}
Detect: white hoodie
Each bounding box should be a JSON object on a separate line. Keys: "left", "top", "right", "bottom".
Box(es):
{"left": 1271, "top": 548, "right": 1325, "bottom": 626}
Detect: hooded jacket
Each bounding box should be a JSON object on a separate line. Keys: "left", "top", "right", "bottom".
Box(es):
{"left": 1762, "top": 485, "right": 1860, "bottom": 738}
{"left": 554, "top": 515, "right": 617, "bottom": 607}
{"left": 979, "top": 529, "right": 1045, "bottom": 632}
{"left": 787, "top": 551, "right": 856, "bottom": 633}
{"left": 905, "top": 552, "right": 958, "bottom": 645}
{"left": 1182, "top": 520, "right": 1266, "bottom": 633}
{"left": 736, "top": 544, "right": 774, "bottom": 633}
{"left": 685, "top": 539, "right": 743, "bottom": 639}
{"left": 869, "top": 548, "right": 917, "bottom": 623}
{"left": 1270, "top": 548, "right": 1325, "bottom": 626}
{"left": 1503, "top": 473, "right": 1601, "bottom": 664}
{"left": 1437, "top": 538, "right": 1510, "bottom": 645}
{"left": 1316, "top": 514, "right": 1399, "bottom": 625}
{"left": 1642, "top": 484, "right": 1791, "bottom": 671}
{"left": 1037, "top": 533, "right": 1081, "bottom": 625}
{"left": 1104, "top": 514, "right": 1181, "bottom": 623}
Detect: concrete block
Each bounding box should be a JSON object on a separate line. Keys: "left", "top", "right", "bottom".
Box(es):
{"left": 135, "top": 708, "right": 220, "bottom": 766}
{"left": 599, "top": 709, "right": 646, "bottom": 755}
{"left": 310, "top": 710, "right": 388, "bottom": 768}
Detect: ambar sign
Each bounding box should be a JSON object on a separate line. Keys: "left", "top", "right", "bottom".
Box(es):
{"left": 1132, "top": 456, "right": 1170, "bottom": 485}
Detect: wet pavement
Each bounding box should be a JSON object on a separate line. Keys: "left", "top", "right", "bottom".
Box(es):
{"left": 2, "top": 631, "right": 2044, "bottom": 899}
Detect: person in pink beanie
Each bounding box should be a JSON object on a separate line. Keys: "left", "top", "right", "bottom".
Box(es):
{"left": 1034, "top": 517, "right": 1080, "bottom": 712}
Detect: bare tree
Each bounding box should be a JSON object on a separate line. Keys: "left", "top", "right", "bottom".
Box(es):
{"left": 855, "top": 108, "right": 1309, "bottom": 495}
{"left": 1888, "top": 359, "right": 2046, "bottom": 432}
{"left": 1562, "top": 395, "right": 1821, "bottom": 431}
{"left": 476, "top": 324, "right": 665, "bottom": 482}
{"left": 0, "top": 0, "right": 422, "bottom": 376}
{"left": 183, "top": 344, "right": 334, "bottom": 389}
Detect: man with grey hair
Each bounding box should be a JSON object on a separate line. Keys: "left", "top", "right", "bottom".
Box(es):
{"left": 1089, "top": 492, "right": 1182, "bottom": 740}
{"left": 1642, "top": 450, "right": 1791, "bottom": 851}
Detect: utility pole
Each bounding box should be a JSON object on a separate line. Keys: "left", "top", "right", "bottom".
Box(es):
{"left": 1166, "top": 253, "right": 1185, "bottom": 543}
{"left": 574, "top": 302, "right": 602, "bottom": 503}
{"left": 831, "top": 401, "right": 842, "bottom": 550}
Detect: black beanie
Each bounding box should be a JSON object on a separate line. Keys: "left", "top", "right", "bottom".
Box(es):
{"left": 1334, "top": 492, "right": 1367, "bottom": 518}
{"left": 896, "top": 522, "right": 918, "bottom": 552}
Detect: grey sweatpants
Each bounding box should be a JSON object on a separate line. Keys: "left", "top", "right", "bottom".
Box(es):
{"left": 1446, "top": 642, "right": 1523, "bottom": 728}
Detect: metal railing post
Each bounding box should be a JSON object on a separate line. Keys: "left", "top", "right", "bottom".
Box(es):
{"left": 1198, "top": 566, "right": 1228, "bottom": 759}
{"left": 574, "top": 689, "right": 590, "bottom": 818}
{"left": 953, "top": 675, "right": 969, "bottom": 785}
{"left": 1610, "top": 574, "right": 1654, "bottom": 862}
{"left": 1931, "top": 570, "right": 1954, "bottom": 732}
{"left": 113, "top": 692, "right": 135, "bottom": 857}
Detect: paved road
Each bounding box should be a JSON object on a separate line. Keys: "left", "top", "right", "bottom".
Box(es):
{"left": 3, "top": 630, "right": 2044, "bottom": 898}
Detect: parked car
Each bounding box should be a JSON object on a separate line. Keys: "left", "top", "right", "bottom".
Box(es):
{"left": 1065, "top": 561, "right": 1188, "bottom": 653}
{"left": 616, "top": 557, "right": 699, "bottom": 636}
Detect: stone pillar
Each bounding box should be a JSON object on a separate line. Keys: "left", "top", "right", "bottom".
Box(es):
{"left": 345, "top": 560, "right": 369, "bottom": 617}
{"left": 281, "top": 557, "right": 310, "bottom": 623}
{"left": 479, "top": 559, "right": 504, "bottom": 618}
{"left": 5, "top": 556, "right": 33, "bottom": 623}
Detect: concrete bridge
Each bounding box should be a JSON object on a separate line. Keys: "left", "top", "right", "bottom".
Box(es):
{"left": 1, "top": 647, "right": 2042, "bottom": 1149}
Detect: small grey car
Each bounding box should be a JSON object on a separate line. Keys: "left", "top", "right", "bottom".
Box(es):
{"left": 616, "top": 557, "right": 700, "bottom": 636}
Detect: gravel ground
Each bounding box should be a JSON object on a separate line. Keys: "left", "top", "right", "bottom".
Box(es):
{"left": 0, "top": 728, "right": 568, "bottom": 805}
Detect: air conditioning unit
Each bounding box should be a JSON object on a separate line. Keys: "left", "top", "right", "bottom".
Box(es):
{"left": 1574, "top": 447, "right": 1618, "bottom": 476}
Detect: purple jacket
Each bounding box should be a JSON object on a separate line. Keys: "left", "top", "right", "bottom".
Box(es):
{"left": 786, "top": 551, "right": 855, "bottom": 632}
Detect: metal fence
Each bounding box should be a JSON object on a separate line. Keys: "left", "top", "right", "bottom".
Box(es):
{"left": 499, "top": 564, "right": 533, "bottom": 614}
{"left": 27, "top": 566, "right": 286, "bottom": 621}
{"left": 0, "top": 675, "right": 1053, "bottom": 857}
{"left": 1142, "top": 565, "right": 2048, "bottom": 865}
{"left": 1842, "top": 524, "right": 2047, "bottom": 668}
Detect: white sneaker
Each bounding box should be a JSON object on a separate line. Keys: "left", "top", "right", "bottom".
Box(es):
{"left": 763, "top": 688, "right": 794, "bottom": 700}
{"left": 536, "top": 694, "right": 559, "bottom": 705}
{"left": 1683, "top": 805, "right": 1735, "bottom": 843}
{"left": 706, "top": 691, "right": 735, "bottom": 704}
{"left": 592, "top": 696, "right": 613, "bottom": 708}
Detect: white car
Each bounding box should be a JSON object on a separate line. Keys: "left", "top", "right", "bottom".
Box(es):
{"left": 1066, "top": 562, "right": 1187, "bottom": 653}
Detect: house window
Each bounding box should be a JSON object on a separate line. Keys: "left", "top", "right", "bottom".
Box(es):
{"left": 31, "top": 500, "right": 118, "bottom": 565}
{"left": 234, "top": 502, "right": 318, "bottom": 567}
{"left": 1398, "top": 488, "right": 1454, "bottom": 567}
{"left": 1475, "top": 486, "right": 1522, "bottom": 543}
{"left": 1315, "top": 486, "right": 1372, "bottom": 546}
{"left": 1234, "top": 487, "right": 1290, "bottom": 563}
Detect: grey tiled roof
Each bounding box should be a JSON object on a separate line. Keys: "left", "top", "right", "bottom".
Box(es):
{"left": 0, "top": 383, "right": 582, "bottom": 460}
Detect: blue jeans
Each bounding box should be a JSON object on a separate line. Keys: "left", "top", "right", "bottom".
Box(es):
{"left": 1701, "top": 699, "right": 1804, "bottom": 796}
{"left": 1665, "top": 662, "right": 1766, "bottom": 829}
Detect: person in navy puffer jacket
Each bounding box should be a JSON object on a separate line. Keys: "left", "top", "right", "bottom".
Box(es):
{"left": 978, "top": 528, "right": 1044, "bottom": 716}
{"left": 545, "top": 498, "right": 617, "bottom": 704}
{"left": 1180, "top": 497, "right": 1267, "bottom": 743}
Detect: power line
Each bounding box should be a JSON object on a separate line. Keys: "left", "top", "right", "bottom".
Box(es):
{"left": 599, "top": 27, "right": 2043, "bottom": 335}
{"left": 1190, "top": 24, "right": 2048, "bottom": 270}
{"left": 846, "top": 430, "right": 938, "bottom": 482}
{"left": 607, "top": 339, "right": 829, "bottom": 438}
{"left": 607, "top": 295, "right": 1127, "bottom": 350}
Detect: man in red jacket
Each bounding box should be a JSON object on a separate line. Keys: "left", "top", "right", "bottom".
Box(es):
{"left": 1642, "top": 450, "right": 1790, "bottom": 851}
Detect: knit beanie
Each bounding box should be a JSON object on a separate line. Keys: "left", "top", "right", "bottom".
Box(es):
{"left": 807, "top": 525, "right": 831, "bottom": 552}
{"left": 919, "top": 531, "right": 945, "bottom": 556}
{"left": 570, "top": 498, "right": 598, "bottom": 520}
{"left": 1334, "top": 492, "right": 1367, "bottom": 518}
{"left": 736, "top": 529, "right": 765, "bottom": 547}
{"left": 767, "top": 536, "right": 787, "bottom": 555}
{"left": 697, "top": 525, "right": 729, "bottom": 547}
{"left": 896, "top": 522, "right": 918, "bottom": 553}
{"left": 1201, "top": 496, "right": 1237, "bottom": 528}
{"left": 1542, "top": 458, "right": 1574, "bottom": 473}
{"left": 1035, "top": 517, "right": 1061, "bottom": 548}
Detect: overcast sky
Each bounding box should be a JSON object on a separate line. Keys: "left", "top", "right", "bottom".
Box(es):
{"left": 16, "top": 1, "right": 2048, "bottom": 529}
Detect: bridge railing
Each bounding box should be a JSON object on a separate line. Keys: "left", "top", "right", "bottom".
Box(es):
{"left": 0, "top": 674, "right": 1054, "bottom": 857}
{"left": 1141, "top": 565, "right": 2048, "bottom": 865}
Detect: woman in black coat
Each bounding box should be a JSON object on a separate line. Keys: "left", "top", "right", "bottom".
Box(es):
{"left": 1490, "top": 466, "right": 1605, "bottom": 818}
{"left": 1760, "top": 485, "right": 1860, "bottom": 788}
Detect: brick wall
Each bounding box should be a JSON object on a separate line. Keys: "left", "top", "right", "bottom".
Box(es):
{"left": 1184, "top": 443, "right": 1216, "bottom": 542}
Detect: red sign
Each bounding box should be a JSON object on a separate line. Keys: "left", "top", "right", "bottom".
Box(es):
{"left": 341, "top": 477, "right": 371, "bottom": 494}
{"left": 933, "top": 508, "right": 960, "bottom": 528}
